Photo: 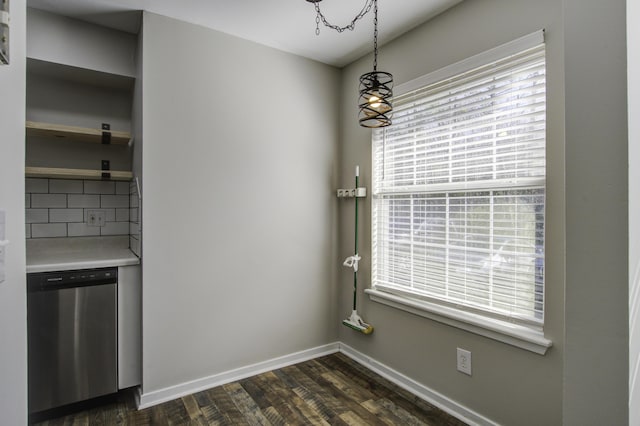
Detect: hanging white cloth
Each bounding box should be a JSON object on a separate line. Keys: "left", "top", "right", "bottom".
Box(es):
{"left": 343, "top": 254, "right": 361, "bottom": 272}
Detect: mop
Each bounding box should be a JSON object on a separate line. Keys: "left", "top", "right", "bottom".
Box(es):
{"left": 342, "top": 166, "right": 373, "bottom": 334}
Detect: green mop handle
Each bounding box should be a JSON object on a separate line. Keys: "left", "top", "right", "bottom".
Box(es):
{"left": 353, "top": 166, "right": 359, "bottom": 311}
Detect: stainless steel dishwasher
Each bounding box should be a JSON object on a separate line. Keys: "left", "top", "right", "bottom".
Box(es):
{"left": 27, "top": 267, "right": 118, "bottom": 414}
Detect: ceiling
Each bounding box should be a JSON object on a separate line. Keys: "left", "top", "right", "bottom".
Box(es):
{"left": 26, "top": 0, "right": 462, "bottom": 67}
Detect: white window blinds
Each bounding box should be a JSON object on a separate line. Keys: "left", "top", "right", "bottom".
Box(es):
{"left": 372, "top": 38, "right": 546, "bottom": 325}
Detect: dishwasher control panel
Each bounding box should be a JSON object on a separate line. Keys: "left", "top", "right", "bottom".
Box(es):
{"left": 28, "top": 267, "right": 118, "bottom": 291}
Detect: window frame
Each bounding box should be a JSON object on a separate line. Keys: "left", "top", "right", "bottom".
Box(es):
{"left": 366, "top": 30, "right": 552, "bottom": 354}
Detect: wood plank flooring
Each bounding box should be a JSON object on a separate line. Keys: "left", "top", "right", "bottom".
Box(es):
{"left": 32, "top": 352, "right": 467, "bottom": 426}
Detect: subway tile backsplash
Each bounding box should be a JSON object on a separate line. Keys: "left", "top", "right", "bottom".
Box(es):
{"left": 100, "top": 194, "right": 129, "bottom": 208}
{"left": 49, "top": 208, "right": 84, "bottom": 223}
{"left": 32, "top": 223, "right": 68, "bottom": 238}
{"left": 32, "top": 193, "right": 67, "bottom": 208}
{"left": 115, "top": 208, "right": 129, "bottom": 222}
{"left": 67, "top": 194, "right": 100, "bottom": 208}
{"left": 25, "top": 178, "right": 131, "bottom": 239}
{"left": 26, "top": 178, "right": 48, "bottom": 194}
{"left": 49, "top": 179, "right": 83, "bottom": 194}
{"left": 26, "top": 208, "right": 48, "bottom": 224}
{"left": 67, "top": 222, "right": 100, "bottom": 237}
{"left": 83, "top": 180, "right": 116, "bottom": 195}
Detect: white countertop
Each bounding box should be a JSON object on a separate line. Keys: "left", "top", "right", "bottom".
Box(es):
{"left": 26, "top": 236, "right": 140, "bottom": 273}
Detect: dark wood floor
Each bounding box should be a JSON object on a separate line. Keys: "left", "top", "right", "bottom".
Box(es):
{"left": 32, "top": 352, "right": 467, "bottom": 425}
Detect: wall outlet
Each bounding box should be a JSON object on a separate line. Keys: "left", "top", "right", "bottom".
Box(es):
{"left": 457, "top": 348, "right": 472, "bottom": 376}
{"left": 87, "top": 210, "right": 106, "bottom": 227}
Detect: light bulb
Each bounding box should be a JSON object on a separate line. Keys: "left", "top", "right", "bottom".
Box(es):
{"left": 369, "top": 95, "right": 381, "bottom": 109}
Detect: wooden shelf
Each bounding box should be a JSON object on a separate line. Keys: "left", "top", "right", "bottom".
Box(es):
{"left": 26, "top": 121, "right": 131, "bottom": 145}
{"left": 26, "top": 167, "right": 133, "bottom": 181}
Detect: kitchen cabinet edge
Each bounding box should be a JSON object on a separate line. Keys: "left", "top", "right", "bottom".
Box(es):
{"left": 118, "top": 265, "right": 142, "bottom": 389}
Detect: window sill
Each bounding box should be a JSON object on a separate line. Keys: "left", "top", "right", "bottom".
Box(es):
{"left": 365, "top": 288, "right": 552, "bottom": 355}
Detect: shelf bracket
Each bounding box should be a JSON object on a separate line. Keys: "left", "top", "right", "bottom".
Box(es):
{"left": 101, "top": 123, "right": 112, "bottom": 144}
{"left": 101, "top": 160, "right": 111, "bottom": 180}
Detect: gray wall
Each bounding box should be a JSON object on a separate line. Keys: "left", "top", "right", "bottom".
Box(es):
{"left": 140, "top": 12, "right": 340, "bottom": 394}
{"left": 27, "top": 8, "right": 136, "bottom": 77}
{"left": 25, "top": 70, "right": 132, "bottom": 133}
{"left": 337, "top": 0, "right": 628, "bottom": 424}
{"left": 0, "top": 0, "right": 27, "bottom": 424}
{"left": 563, "top": 1, "right": 628, "bottom": 424}
{"left": 25, "top": 72, "right": 133, "bottom": 172}
{"left": 6, "top": 2, "right": 632, "bottom": 424}
{"left": 630, "top": 0, "right": 640, "bottom": 422}
{"left": 25, "top": 8, "right": 135, "bottom": 189}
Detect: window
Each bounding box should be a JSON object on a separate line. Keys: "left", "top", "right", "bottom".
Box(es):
{"left": 371, "top": 33, "right": 547, "bottom": 338}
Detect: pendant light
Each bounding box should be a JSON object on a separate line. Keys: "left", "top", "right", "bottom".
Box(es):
{"left": 357, "top": 0, "right": 393, "bottom": 128}
{"left": 306, "top": 0, "right": 393, "bottom": 128}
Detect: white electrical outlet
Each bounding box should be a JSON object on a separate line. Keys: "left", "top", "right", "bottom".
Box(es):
{"left": 87, "top": 210, "right": 106, "bottom": 227}
{"left": 457, "top": 348, "right": 472, "bottom": 375}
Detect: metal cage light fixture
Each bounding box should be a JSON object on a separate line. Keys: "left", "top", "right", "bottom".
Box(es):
{"left": 306, "top": 0, "right": 393, "bottom": 128}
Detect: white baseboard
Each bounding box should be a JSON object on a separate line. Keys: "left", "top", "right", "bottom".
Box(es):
{"left": 138, "top": 342, "right": 340, "bottom": 409}
{"left": 338, "top": 342, "right": 498, "bottom": 426}
{"left": 138, "top": 340, "right": 497, "bottom": 425}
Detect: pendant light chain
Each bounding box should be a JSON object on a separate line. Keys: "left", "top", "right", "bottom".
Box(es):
{"left": 305, "top": 0, "right": 392, "bottom": 128}
{"left": 313, "top": 0, "right": 374, "bottom": 35}
{"left": 373, "top": 0, "right": 378, "bottom": 71}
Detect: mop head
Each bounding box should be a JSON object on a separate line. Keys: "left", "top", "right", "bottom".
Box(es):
{"left": 342, "top": 310, "right": 373, "bottom": 334}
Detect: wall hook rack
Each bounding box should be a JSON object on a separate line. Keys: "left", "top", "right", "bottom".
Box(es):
{"left": 336, "top": 187, "right": 367, "bottom": 198}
